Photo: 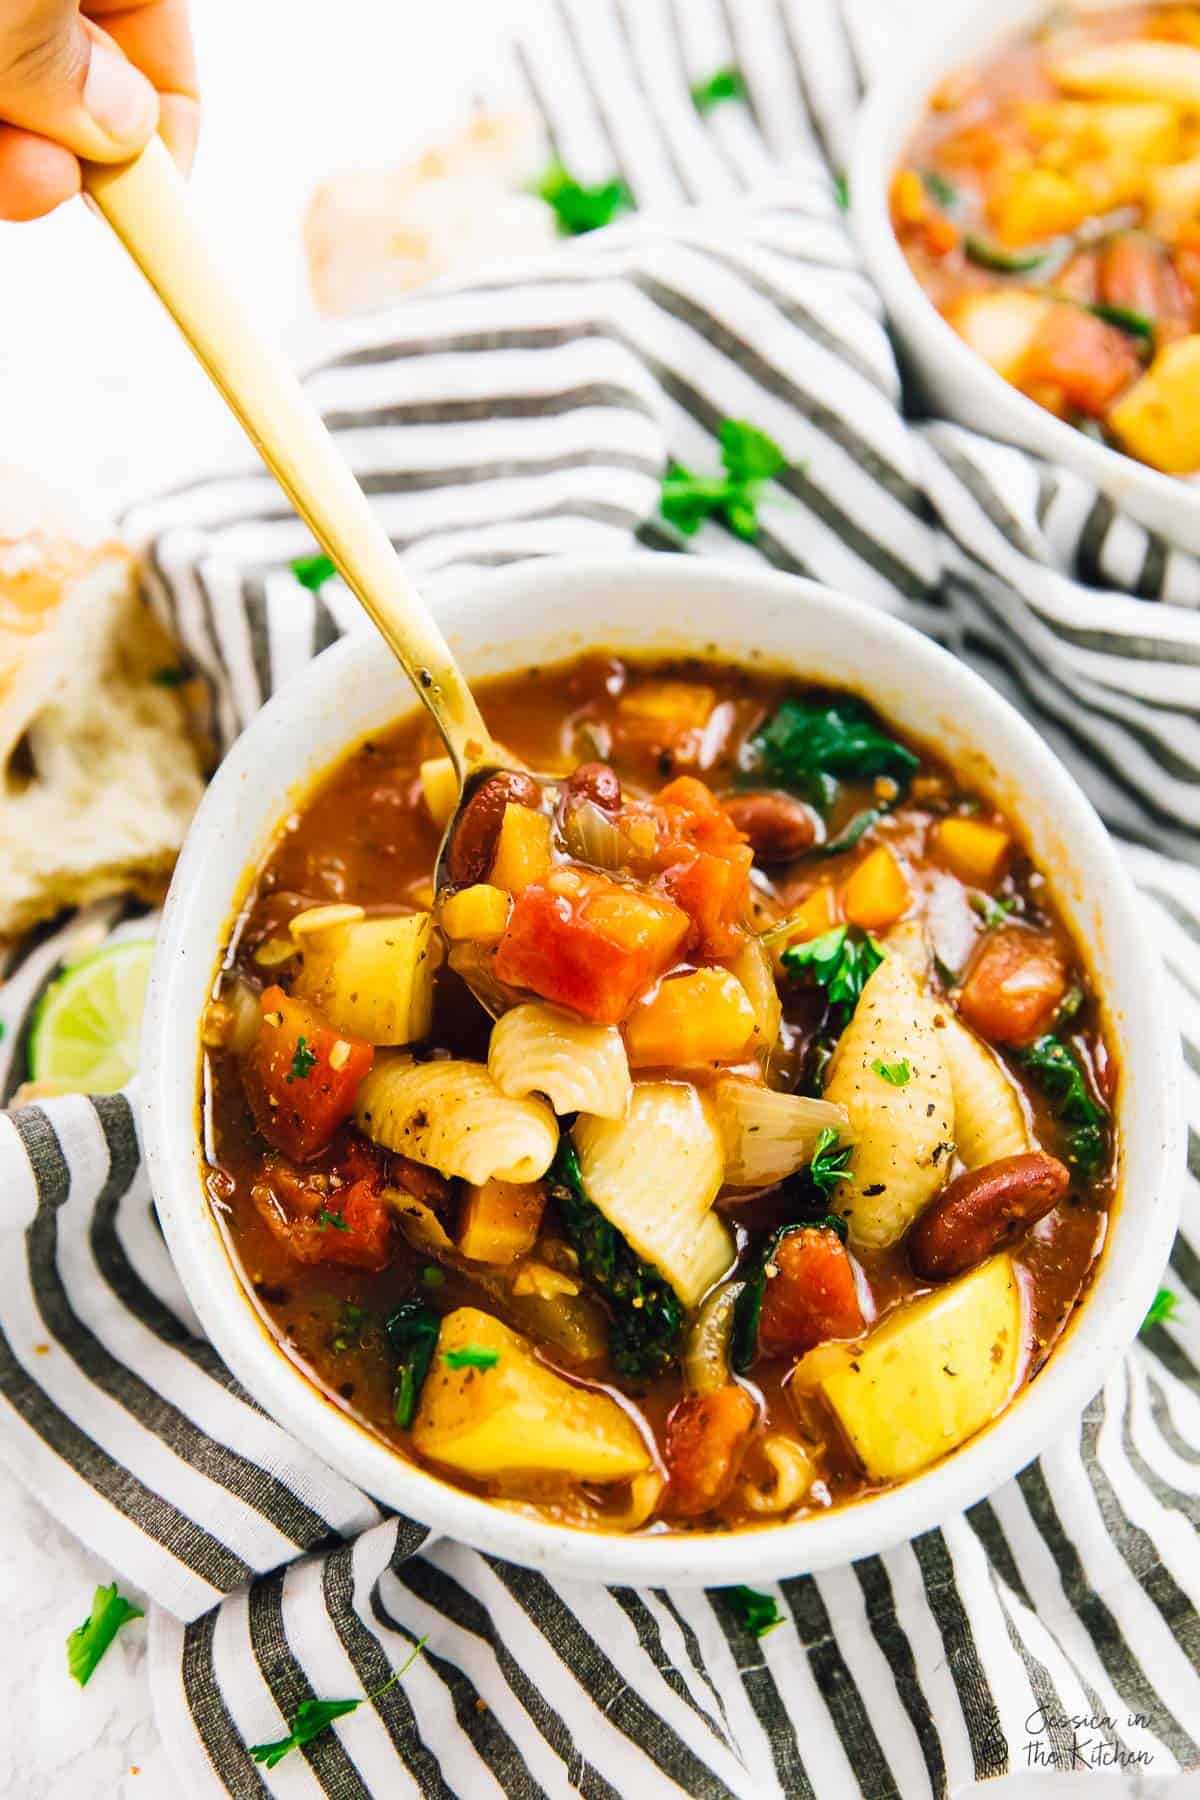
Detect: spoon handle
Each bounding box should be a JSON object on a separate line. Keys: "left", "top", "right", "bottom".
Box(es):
{"left": 82, "top": 139, "right": 497, "bottom": 778}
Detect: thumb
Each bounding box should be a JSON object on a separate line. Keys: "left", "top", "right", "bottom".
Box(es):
{"left": 0, "top": 1, "right": 158, "bottom": 162}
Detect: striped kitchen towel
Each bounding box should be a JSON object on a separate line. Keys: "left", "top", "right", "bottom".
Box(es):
{"left": 2, "top": 0, "right": 1199, "bottom": 1794}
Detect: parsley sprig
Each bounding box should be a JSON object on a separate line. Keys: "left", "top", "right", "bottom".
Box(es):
{"left": 660, "top": 419, "right": 790, "bottom": 542}
{"left": 809, "top": 1127, "right": 853, "bottom": 1198}
{"left": 288, "top": 1036, "right": 318, "bottom": 1083}
{"left": 318, "top": 1208, "right": 349, "bottom": 1233}
{"left": 722, "top": 1585, "right": 784, "bottom": 1637}
{"left": 781, "top": 926, "right": 884, "bottom": 1023}
{"left": 250, "top": 1637, "right": 427, "bottom": 1768}
{"left": 66, "top": 1583, "right": 144, "bottom": 1687}
{"left": 744, "top": 695, "right": 918, "bottom": 812}
{"left": 1141, "top": 1287, "right": 1179, "bottom": 1334}
{"left": 535, "top": 160, "right": 633, "bottom": 234}
{"left": 871, "top": 1057, "right": 911, "bottom": 1087}
{"left": 691, "top": 67, "right": 746, "bottom": 112}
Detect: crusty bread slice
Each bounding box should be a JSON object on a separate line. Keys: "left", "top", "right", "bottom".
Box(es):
{"left": 0, "top": 466, "right": 204, "bottom": 939}
{"left": 304, "top": 111, "right": 557, "bottom": 316}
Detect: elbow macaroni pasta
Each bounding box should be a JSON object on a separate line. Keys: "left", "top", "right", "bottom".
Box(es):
{"left": 488, "top": 1002, "right": 632, "bottom": 1119}
{"left": 356, "top": 1054, "right": 558, "bottom": 1184}
{"left": 572, "top": 1082, "right": 734, "bottom": 1307}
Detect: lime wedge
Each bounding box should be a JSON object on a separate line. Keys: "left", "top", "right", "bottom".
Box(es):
{"left": 29, "top": 940, "right": 155, "bottom": 1095}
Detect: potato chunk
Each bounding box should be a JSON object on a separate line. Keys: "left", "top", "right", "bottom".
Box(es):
{"left": 412, "top": 1307, "right": 651, "bottom": 1483}
{"left": 1109, "top": 336, "right": 1200, "bottom": 474}
{"left": 293, "top": 911, "right": 440, "bottom": 1044}
{"left": 811, "top": 1255, "right": 1023, "bottom": 1481}
{"left": 944, "top": 291, "right": 1052, "bottom": 382}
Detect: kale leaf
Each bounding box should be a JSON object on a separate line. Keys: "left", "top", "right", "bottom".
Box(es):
{"left": 744, "top": 696, "right": 918, "bottom": 812}
{"left": 385, "top": 1303, "right": 440, "bottom": 1430}
{"left": 1020, "top": 1035, "right": 1109, "bottom": 1176}
{"left": 549, "top": 1139, "right": 683, "bottom": 1380}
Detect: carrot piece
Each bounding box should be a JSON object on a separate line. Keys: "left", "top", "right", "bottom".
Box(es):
{"left": 935, "top": 816, "right": 1011, "bottom": 885}
{"left": 783, "top": 884, "right": 840, "bottom": 944}
{"left": 841, "top": 845, "right": 911, "bottom": 931}
{"left": 1019, "top": 306, "right": 1142, "bottom": 416}
{"left": 457, "top": 1178, "right": 545, "bottom": 1263}
{"left": 251, "top": 1157, "right": 391, "bottom": 1269}
{"left": 488, "top": 804, "right": 553, "bottom": 894}
{"left": 757, "top": 1226, "right": 864, "bottom": 1358}
{"left": 664, "top": 1385, "right": 757, "bottom": 1518}
{"left": 625, "top": 967, "right": 758, "bottom": 1067}
{"left": 957, "top": 925, "right": 1069, "bottom": 1047}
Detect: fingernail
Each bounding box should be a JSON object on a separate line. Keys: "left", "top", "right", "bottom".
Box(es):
{"left": 83, "top": 41, "right": 157, "bottom": 146}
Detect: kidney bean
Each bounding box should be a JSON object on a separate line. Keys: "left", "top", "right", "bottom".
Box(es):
{"left": 721, "top": 789, "right": 817, "bottom": 862}
{"left": 565, "top": 761, "right": 622, "bottom": 815}
{"left": 444, "top": 770, "right": 541, "bottom": 886}
{"left": 909, "top": 1151, "right": 1070, "bottom": 1280}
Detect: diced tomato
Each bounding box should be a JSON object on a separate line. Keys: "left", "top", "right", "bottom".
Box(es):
{"left": 1019, "top": 306, "right": 1141, "bottom": 417}
{"left": 251, "top": 1155, "right": 391, "bottom": 1269}
{"left": 494, "top": 870, "right": 689, "bottom": 1024}
{"left": 658, "top": 845, "right": 753, "bottom": 958}
{"left": 663, "top": 1385, "right": 757, "bottom": 1519}
{"left": 241, "top": 985, "right": 374, "bottom": 1161}
{"left": 957, "top": 925, "right": 1068, "bottom": 1047}
{"left": 651, "top": 777, "right": 753, "bottom": 955}
{"left": 1099, "top": 235, "right": 1193, "bottom": 335}
{"left": 757, "top": 1227, "right": 864, "bottom": 1359}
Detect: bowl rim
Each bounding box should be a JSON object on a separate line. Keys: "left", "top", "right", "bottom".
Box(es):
{"left": 141, "top": 552, "right": 1182, "bottom": 1587}
{"left": 848, "top": 0, "right": 1200, "bottom": 532}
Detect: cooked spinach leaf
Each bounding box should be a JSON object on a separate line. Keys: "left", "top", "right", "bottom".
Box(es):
{"left": 1020, "top": 1035, "right": 1109, "bottom": 1175}
{"left": 550, "top": 1139, "right": 683, "bottom": 1380}
{"left": 921, "top": 168, "right": 959, "bottom": 209}
{"left": 385, "top": 1303, "right": 439, "bottom": 1429}
{"left": 743, "top": 696, "right": 918, "bottom": 811}
{"left": 1086, "top": 301, "right": 1153, "bottom": 341}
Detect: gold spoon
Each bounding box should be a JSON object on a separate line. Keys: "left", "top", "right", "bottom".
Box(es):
{"left": 82, "top": 139, "right": 529, "bottom": 895}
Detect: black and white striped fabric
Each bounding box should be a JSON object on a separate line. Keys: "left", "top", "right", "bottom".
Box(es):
{"left": 1, "top": 0, "right": 1198, "bottom": 1793}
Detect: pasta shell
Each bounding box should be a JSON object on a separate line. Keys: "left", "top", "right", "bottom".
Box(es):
{"left": 573, "top": 1082, "right": 733, "bottom": 1307}
{"left": 488, "top": 1002, "right": 631, "bottom": 1119}
{"left": 823, "top": 955, "right": 955, "bottom": 1249}
{"left": 356, "top": 1054, "right": 557, "bottom": 1184}
{"left": 939, "top": 1011, "right": 1031, "bottom": 1169}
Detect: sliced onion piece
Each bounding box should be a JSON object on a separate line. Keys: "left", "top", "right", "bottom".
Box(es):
{"left": 561, "top": 797, "right": 622, "bottom": 870}
{"left": 683, "top": 1280, "right": 745, "bottom": 1395}
{"left": 714, "top": 1077, "right": 849, "bottom": 1187}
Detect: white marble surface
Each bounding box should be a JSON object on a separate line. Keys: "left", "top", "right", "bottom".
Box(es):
{"left": 0, "top": 2, "right": 1196, "bottom": 1794}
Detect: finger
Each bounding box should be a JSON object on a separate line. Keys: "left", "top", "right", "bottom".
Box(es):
{"left": 84, "top": 0, "right": 197, "bottom": 105}
{"left": 0, "top": 121, "right": 79, "bottom": 219}
{"left": 90, "top": 0, "right": 197, "bottom": 171}
{"left": 0, "top": 2, "right": 158, "bottom": 161}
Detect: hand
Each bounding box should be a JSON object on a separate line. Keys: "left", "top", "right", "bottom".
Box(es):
{"left": 0, "top": 0, "right": 197, "bottom": 220}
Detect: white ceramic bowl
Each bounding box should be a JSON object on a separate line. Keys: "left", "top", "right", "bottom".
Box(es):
{"left": 850, "top": 0, "right": 1200, "bottom": 555}
{"left": 142, "top": 554, "right": 1181, "bottom": 1586}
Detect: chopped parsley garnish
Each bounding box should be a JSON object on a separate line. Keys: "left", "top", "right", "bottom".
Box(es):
{"left": 250, "top": 1637, "right": 426, "bottom": 1768}
{"left": 550, "top": 1139, "right": 683, "bottom": 1380}
{"left": 332, "top": 1301, "right": 365, "bottom": 1352}
{"left": 535, "top": 160, "right": 633, "bottom": 235}
{"left": 722, "top": 1585, "right": 784, "bottom": 1637}
{"left": 1141, "top": 1287, "right": 1179, "bottom": 1334}
{"left": 386, "top": 1304, "right": 439, "bottom": 1430}
{"left": 809, "top": 1127, "right": 854, "bottom": 1197}
{"left": 1020, "top": 1035, "right": 1109, "bottom": 1175}
{"left": 660, "top": 419, "right": 790, "bottom": 542}
{"left": 1087, "top": 301, "right": 1154, "bottom": 342}
{"left": 743, "top": 695, "right": 918, "bottom": 812}
{"left": 691, "top": 66, "right": 746, "bottom": 111}
{"left": 444, "top": 1346, "right": 500, "bottom": 1371}
{"left": 871, "top": 1057, "right": 911, "bottom": 1086}
{"left": 422, "top": 1265, "right": 446, "bottom": 1288}
{"left": 149, "top": 664, "right": 189, "bottom": 687}
{"left": 66, "top": 1583, "right": 144, "bottom": 1687}
{"left": 318, "top": 1209, "right": 349, "bottom": 1233}
{"left": 291, "top": 552, "right": 337, "bottom": 590}
{"left": 834, "top": 172, "right": 849, "bottom": 211}
{"left": 287, "top": 1036, "right": 318, "bottom": 1082}
{"left": 921, "top": 168, "right": 958, "bottom": 209}
{"left": 781, "top": 925, "right": 884, "bottom": 1024}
